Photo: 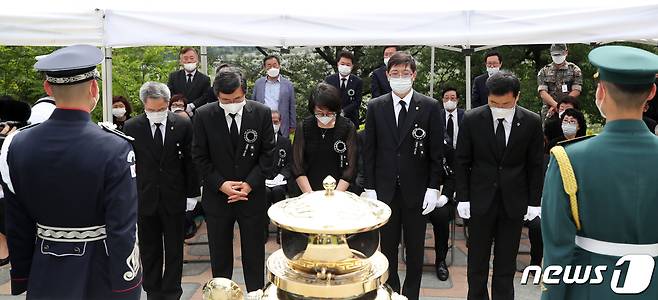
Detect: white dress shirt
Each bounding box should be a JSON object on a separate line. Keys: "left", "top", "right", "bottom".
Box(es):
{"left": 392, "top": 90, "right": 414, "bottom": 126}
{"left": 223, "top": 105, "right": 244, "bottom": 132}
{"left": 185, "top": 69, "right": 197, "bottom": 82}
{"left": 491, "top": 107, "right": 516, "bottom": 145}
{"left": 445, "top": 108, "right": 459, "bottom": 149}
{"left": 339, "top": 74, "right": 350, "bottom": 88}
{"left": 149, "top": 116, "right": 167, "bottom": 144}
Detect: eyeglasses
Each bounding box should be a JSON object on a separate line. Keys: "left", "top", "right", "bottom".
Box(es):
{"left": 315, "top": 112, "right": 336, "bottom": 118}
{"left": 562, "top": 120, "right": 578, "bottom": 125}
{"left": 388, "top": 72, "right": 413, "bottom": 79}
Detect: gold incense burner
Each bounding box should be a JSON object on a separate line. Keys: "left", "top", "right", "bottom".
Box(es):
{"left": 204, "top": 176, "right": 403, "bottom": 299}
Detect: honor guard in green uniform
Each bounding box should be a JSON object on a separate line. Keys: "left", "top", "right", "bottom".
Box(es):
{"left": 542, "top": 45, "right": 658, "bottom": 299}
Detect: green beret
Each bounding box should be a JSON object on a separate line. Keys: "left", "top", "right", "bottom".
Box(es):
{"left": 588, "top": 45, "right": 658, "bottom": 85}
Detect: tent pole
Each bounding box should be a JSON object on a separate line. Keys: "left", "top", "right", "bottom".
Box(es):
{"left": 101, "top": 47, "right": 113, "bottom": 122}
{"left": 200, "top": 46, "right": 209, "bottom": 77}
{"left": 464, "top": 46, "right": 472, "bottom": 110}
{"left": 430, "top": 46, "right": 435, "bottom": 98}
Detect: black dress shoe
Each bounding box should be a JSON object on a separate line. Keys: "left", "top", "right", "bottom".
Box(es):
{"left": 436, "top": 260, "right": 449, "bottom": 281}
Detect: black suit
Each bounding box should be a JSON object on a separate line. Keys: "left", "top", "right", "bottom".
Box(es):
{"left": 370, "top": 65, "right": 391, "bottom": 98}
{"left": 192, "top": 100, "right": 275, "bottom": 292}
{"left": 123, "top": 112, "right": 199, "bottom": 300}
{"left": 364, "top": 91, "right": 443, "bottom": 300}
{"left": 429, "top": 108, "right": 464, "bottom": 263}
{"left": 167, "top": 70, "right": 211, "bottom": 108}
{"left": 471, "top": 73, "right": 489, "bottom": 109}
{"left": 455, "top": 105, "right": 544, "bottom": 300}
{"left": 325, "top": 73, "right": 363, "bottom": 126}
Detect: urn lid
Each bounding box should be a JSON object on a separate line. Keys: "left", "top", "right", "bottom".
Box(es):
{"left": 268, "top": 176, "right": 391, "bottom": 234}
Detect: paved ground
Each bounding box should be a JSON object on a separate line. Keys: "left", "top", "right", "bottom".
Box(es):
{"left": 0, "top": 221, "right": 541, "bottom": 299}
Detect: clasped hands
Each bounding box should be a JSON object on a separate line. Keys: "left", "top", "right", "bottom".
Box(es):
{"left": 220, "top": 181, "right": 252, "bottom": 203}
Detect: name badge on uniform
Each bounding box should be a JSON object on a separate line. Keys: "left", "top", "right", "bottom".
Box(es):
{"left": 561, "top": 84, "right": 568, "bottom": 93}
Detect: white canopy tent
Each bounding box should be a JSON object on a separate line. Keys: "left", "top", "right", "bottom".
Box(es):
{"left": 2, "top": 0, "right": 658, "bottom": 118}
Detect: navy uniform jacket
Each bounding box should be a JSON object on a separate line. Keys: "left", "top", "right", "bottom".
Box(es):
{"left": 0, "top": 109, "right": 141, "bottom": 299}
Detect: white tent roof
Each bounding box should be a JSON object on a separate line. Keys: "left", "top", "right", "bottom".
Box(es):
{"left": 2, "top": 0, "right": 658, "bottom": 47}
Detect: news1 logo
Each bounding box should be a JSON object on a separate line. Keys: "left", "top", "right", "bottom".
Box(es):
{"left": 521, "top": 255, "right": 655, "bottom": 294}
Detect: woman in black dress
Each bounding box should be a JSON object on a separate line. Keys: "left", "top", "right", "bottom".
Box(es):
{"left": 293, "top": 83, "right": 357, "bottom": 193}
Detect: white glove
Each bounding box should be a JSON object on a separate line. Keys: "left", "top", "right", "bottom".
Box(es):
{"left": 186, "top": 197, "right": 199, "bottom": 211}
{"left": 246, "top": 289, "right": 263, "bottom": 300}
{"left": 364, "top": 189, "right": 378, "bottom": 200}
{"left": 524, "top": 206, "right": 541, "bottom": 221}
{"left": 422, "top": 188, "right": 440, "bottom": 215}
{"left": 186, "top": 103, "right": 195, "bottom": 117}
{"left": 457, "top": 201, "right": 471, "bottom": 219}
{"left": 273, "top": 174, "right": 285, "bottom": 183}
{"left": 437, "top": 195, "right": 449, "bottom": 208}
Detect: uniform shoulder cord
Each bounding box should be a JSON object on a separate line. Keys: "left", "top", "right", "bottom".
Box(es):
{"left": 549, "top": 146, "right": 582, "bottom": 231}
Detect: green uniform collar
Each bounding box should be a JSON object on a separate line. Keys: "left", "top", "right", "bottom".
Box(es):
{"left": 603, "top": 119, "right": 649, "bottom": 133}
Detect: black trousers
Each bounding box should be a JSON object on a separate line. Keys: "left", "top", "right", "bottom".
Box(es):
{"left": 524, "top": 217, "right": 543, "bottom": 266}
{"left": 138, "top": 207, "right": 185, "bottom": 300}
{"left": 265, "top": 185, "right": 287, "bottom": 205}
{"left": 467, "top": 192, "right": 523, "bottom": 300}
{"left": 380, "top": 187, "right": 426, "bottom": 300}
{"left": 428, "top": 202, "right": 455, "bottom": 263}
{"left": 205, "top": 208, "right": 265, "bottom": 292}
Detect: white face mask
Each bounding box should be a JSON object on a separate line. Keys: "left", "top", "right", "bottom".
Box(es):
{"left": 562, "top": 123, "right": 578, "bottom": 136}
{"left": 487, "top": 67, "right": 500, "bottom": 77}
{"left": 444, "top": 100, "right": 457, "bottom": 111}
{"left": 219, "top": 99, "right": 246, "bottom": 115}
{"left": 171, "top": 107, "right": 185, "bottom": 113}
{"left": 389, "top": 77, "right": 413, "bottom": 95}
{"left": 490, "top": 107, "right": 515, "bottom": 120}
{"left": 316, "top": 115, "right": 335, "bottom": 126}
{"left": 552, "top": 55, "right": 567, "bottom": 65}
{"left": 145, "top": 110, "right": 167, "bottom": 124}
{"left": 338, "top": 65, "right": 352, "bottom": 76}
{"left": 112, "top": 108, "right": 126, "bottom": 118}
{"left": 183, "top": 62, "right": 197, "bottom": 72}
{"left": 267, "top": 67, "right": 280, "bottom": 78}
{"left": 384, "top": 57, "right": 390, "bottom": 66}
{"left": 273, "top": 124, "right": 280, "bottom": 133}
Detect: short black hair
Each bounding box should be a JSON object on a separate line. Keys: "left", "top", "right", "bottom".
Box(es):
{"left": 308, "top": 83, "right": 341, "bottom": 114}
{"left": 383, "top": 45, "right": 399, "bottom": 53}
{"left": 179, "top": 47, "right": 198, "bottom": 56}
{"left": 263, "top": 55, "right": 280, "bottom": 66}
{"left": 213, "top": 68, "right": 245, "bottom": 95}
{"left": 337, "top": 51, "right": 354, "bottom": 63}
{"left": 557, "top": 95, "right": 580, "bottom": 110}
{"left": 603, "top": 81, "right": 654, "bottom": 109}
{"left": 561, "top": 108, "right": 587, "bottom": 137}
{"left": 215, "top": 63, "right": 231, "bottom": 75}
{"left": 442, "top": 87, "right": 460, "bottom": 99}
{"left": 486, "top": 70, "right": 520, "bottom": 98}
{"left": 386, "top": 52, "right": 416, "bottom": 73}
{"left": 484, "top": 51, "right": 502, "bottom": 63}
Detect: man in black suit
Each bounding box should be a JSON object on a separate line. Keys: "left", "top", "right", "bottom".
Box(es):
{"left": 192, "top": 68, "right": 275, "bottom": 292}
{"left": 123, "top": 82, "right": 200, "bottom": 300}
{"left": 455, "top": 71, "right": 544, "bottom": 300}
{"left": 471, "top": 51, "right": 503, "bottom": 109}
{"left": 430, "top": 87, "right": 465, "bottom": 281}
{"left": 167, "top": 47, "right": 211, "bottom": 114}
{"left": 364, "top": 52, "right": 445, "bottom": 300}
{"left": 266, "top": 110, "right": 292, "bottom": 206}
{"left": 370, "top": 46, "right": 398, "bottom": 98}
{"left": 325, "top": 51, "right": 363, "bottom": 126}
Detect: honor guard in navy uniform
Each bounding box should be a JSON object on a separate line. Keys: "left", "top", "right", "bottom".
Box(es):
{"left": 0, "top": 45, "right": 142, "bottom": 299}
{"left": 542, "top": 46, "right": 658, "bottom": 299}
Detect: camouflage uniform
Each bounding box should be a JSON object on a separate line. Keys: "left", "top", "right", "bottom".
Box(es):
{"left": 537, "top": 62, "right": 583, "bottom": 122}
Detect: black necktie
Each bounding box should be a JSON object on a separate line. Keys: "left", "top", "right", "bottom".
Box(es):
{"left": 154, "top": 123, "right": 163, "bottom": 156}
{"left": 398, "top": 100, "right": 407, "bottom": 136}
{"left": 186, "top": 74, "right": 192, "bottom": 89}
{"left": 341, "top": 78, "right": 347, "bottom": 90}
{"left": 496, "top": 118, "right": 506, "bottom": 157}
{"left": 446, "top": 113, "right": 454, "bottom": 146}
{"left": 229, "top": 113, "right": 239, "bottom": 148}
